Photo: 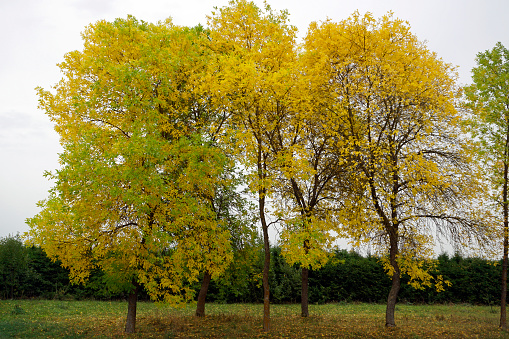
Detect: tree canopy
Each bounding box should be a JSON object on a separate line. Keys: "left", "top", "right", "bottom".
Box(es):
{"left": 26, "top": 16, "right": 237, "bottom": 333}
{"left": 463, "top": 41, "right": 509, "bottom": 330}
{"left": 206, "top": 0, "right": 299, "bottom": 330}
{"left": 301, "top": 12, "right": 493, "bottom": 326}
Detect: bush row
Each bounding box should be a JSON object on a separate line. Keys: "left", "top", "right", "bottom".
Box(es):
{"left": 0, "top": 235, "right": 502, "bottom": 305}
{"left": 205, "top": 247, "right": 502, "bottom": 305}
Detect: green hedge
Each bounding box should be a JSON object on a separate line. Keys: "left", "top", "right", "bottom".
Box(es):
{"left": 0, "top": 235, "right": 504, "bottom": 305}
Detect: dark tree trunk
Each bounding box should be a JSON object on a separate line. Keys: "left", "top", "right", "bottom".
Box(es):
{"left": 385, "top": 231, "right": 400, "bottom": 327}
{"left": 261, "top": 202, "right": 271, "bottom": 332}
{"left": 501, "top": 161, "right": 509, "bottom": 330}
{"left": 502, "top": 238, "right": 508, "bottom": 330}
{"left": 301, "top": 267, "right": 309, "bottom": 317}
{"left": 125, "top": 281, "right": 139, "bottom": 334}
{"left": 256, "top": 146, "right": 271, "bottom": 332}
{"left": 196, "top": 271, "right": 212, "bottom": 317}
{"left": 301, "top": 237, "right": 311, "bottom": 317}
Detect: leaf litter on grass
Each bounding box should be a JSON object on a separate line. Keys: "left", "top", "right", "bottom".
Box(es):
{"left": 3, "top": 301, "right": 509, "bottom": 338}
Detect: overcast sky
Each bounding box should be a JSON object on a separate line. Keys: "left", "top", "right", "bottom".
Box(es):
{"left": 1, "top": 0, "right": 508, "bottom": 243}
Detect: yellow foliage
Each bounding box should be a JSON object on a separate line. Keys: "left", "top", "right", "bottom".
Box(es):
{"left": 300, "top": 11, "right": 495, "bottom": 292}
{"left": 26, "top": 17, "right": 235, "bottom": 305}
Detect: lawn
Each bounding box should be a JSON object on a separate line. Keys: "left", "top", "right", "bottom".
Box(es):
{"left": 1, "top": 300, "right": 509, "bottom": 338}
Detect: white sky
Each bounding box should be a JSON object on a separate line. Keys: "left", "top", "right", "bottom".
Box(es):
{"left": 1, "top": 0, "right": 508, "bottom": 245}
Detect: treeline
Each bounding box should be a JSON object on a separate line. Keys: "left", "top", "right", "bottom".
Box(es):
{"left": 0, "top": 235, "right": 150, "bottom": 300}
{"left": 1, "top": 235, "right": 500, "bottom": 305}
{"left": 208, "top": 247, "right": 501, "bottom": 306}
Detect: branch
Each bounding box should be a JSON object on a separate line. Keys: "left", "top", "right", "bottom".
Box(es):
{"left": 87, "top": 118, "right": 131, "bottom": 139}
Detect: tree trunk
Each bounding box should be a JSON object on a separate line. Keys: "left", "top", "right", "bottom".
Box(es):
{"left": 259, "top": 183, "right": 270, "bottom": 331}
{"left": 125, "top": 281, "right": 139, "bottom": 334}
{"left": 502, "top": 240, "right": 508, "bottom": 330}
{"left": 385, "top": 232, "right": 400, "bottom": 327}
{"left": 196, "top": 271, "right": 212, "bottom": 317}
{"left": 261, "top": 207, "right": 271, "bottom": 332}
{"left": 501, "top": 161, "right": 508, "bottom": 330}
{"left": 257, "top": 146, "right": 271, "bottom": 332}
{"left": 301, "top": 237, "right": 310, "bottom": 317}
{"left": 301, "top": 267, "right": 309, "bottom": 317}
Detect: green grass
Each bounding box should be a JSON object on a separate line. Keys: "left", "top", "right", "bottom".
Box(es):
{"left": 1, "top": 300, "right": 509, "bottom": 338}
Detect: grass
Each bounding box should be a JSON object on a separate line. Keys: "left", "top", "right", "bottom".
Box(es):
{"left": 1, "top": 300, "right": 509, "bottom": 338}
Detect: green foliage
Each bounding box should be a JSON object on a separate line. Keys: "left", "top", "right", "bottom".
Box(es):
{"left": 0, "top": 235, "right": 31, "bottom": 299}
{"left": 270, "top": 246, "right": 301, "bottom": 303}
{"left": 463, "top": 42, "right": 509, "bottom": 327}
{"left": 407, "top": 253, "right": 501, "bottom": 305}
{"left": 200, "top": 246, "right": 508, "bottom": 305}
{"left": 204, "top": 231, "right": 263, "bottom": 303}
{"left": 462, "top": 43, "right": 509, "bottom": 250}
{"left": 0, "top": 235, "right": 147, "bottom": 301}
{"left": 309, "top": 250, "right": 389, "bottom": 304}
{"left": 309, "top": 249, "right": 504, "bottom": 305}
{"left": 25, "top": 245, "right": 70, "bottom": 299}
{"left": 464, "top": 42, "right": 509, "bottom": 155}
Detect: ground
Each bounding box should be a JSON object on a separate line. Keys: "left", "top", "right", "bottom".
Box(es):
{"left": 1, "top": 300, "right": 508, "bottom": 338}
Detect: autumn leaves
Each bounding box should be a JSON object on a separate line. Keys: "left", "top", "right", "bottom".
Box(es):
{"left": 303, "top": 13, "right": 491, "bottom": 327}
{"left": 27, "top": 0, "right": 494, "bottom": 333}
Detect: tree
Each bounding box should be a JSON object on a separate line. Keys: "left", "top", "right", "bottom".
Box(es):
{"left": 195, "top": 166, "right": 258, "bottom": 317}
{"left": 270, "top": 84, "right": 347, "bottom": 316}
{"left": 26, "top": 17, "right": 232, "bottom": 333}
{"left": 303, "top": 12, "right": 493, "bottom": 327}
{"left": 25, "top": 245, "right": 71, "bottom": 299}
{"left": 463, "top": 42, "right": 509, "bottom": 330}
{"left": 206, "top": 0, "right": 298, "bottom": 331}
{"left": 0, "top": 234, "right": 30, "bottom": 299}
{"left": 206, "top": 1, "right": 348, "bottom": 318}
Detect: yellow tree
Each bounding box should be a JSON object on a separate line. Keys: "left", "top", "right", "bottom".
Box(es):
{"left": 269, "top": 85, "right": 349, "bottom": 317}
{"left": 26, "top": 17, "right": 233, "bottom": 333}
{"left": 303, "top": 12, "right": 493, "bottom": 327}
{"left": 206, "top": 0, "right": 298, "bottom": 330}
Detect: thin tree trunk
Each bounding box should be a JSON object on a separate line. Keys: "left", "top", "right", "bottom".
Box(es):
{"left": 125, "top": 281, "right": 139, "bottom": 334}
{"left": 386, "top": 232, "right": 400, "bottom": 327}
{"left": 301, "top": 267, "right": 309, "bottom": 317}
{"left": 301, "top": 237, "right": 310, "bottom": 317}
{"left": 256, "top": 143, "right": 271, "bottom": 332}
{"left": 502, "top": 238, "right": 508, "bottom": 330}
{"left": 261, "top": 199, "right": 271, "bottom": 332}
{"left": 196, "top": 271, "right": 212, "bottom": 317}
{"left": 10, "top": 274, "right": 16, "bottom": 299}
{"left": 501, "top": 161, "right": 508, "bottom": 330}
